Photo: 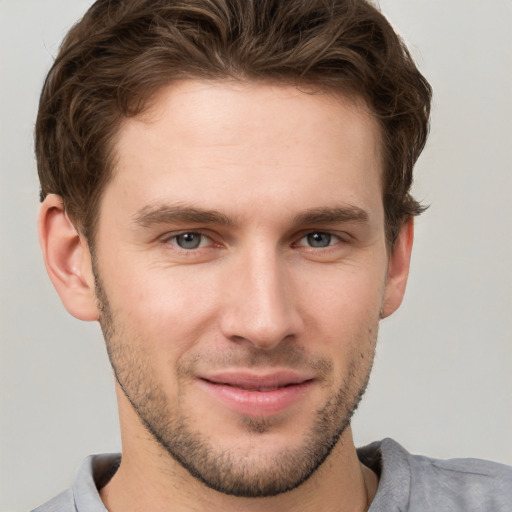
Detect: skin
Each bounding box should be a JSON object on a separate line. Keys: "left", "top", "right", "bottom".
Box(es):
{"left": 39, "top": 80, "right": 413, "bottom": 512}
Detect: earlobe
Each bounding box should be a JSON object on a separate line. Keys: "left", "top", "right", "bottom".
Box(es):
{"left": 38, "top": 194, "right": 99, "bottom": 321}
{"left": 381, "top": 219, "right": 414, "bottom": 319}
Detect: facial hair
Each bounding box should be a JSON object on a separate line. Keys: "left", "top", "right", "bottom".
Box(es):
{"left": 94, "top": 264, "right": 376, "bottom": 498}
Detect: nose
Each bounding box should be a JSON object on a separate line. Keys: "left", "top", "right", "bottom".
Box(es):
{"left": 219, "top": 248, "right": 304, "bottom": 350}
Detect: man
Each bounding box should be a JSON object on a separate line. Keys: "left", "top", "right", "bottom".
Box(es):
{"left": 33, "top": 0, "right": 511, "bottom": 510}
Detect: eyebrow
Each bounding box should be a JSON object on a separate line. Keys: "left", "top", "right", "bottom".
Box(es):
{"left": 132, "top": 204, "right": 236, "bottom": 228}
{"left": 132, "top": 204, "right": 369, "bottom": 229}
{"left": 292, "top": 206, "right": 369, "bottom": 226}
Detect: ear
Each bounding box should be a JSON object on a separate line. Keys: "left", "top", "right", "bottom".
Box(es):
{"left": 381, "top": 218, "right": 414, "bottom": 319}
{"left": 38, "top": 194, "right": 99, "bottom": 321}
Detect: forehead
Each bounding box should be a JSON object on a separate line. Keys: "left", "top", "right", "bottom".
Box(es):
{"left": 136, "top": 80, "right": 381, "bottom": 162}
{"left": 104, "top": 80, "right": 383, "bottom": 226}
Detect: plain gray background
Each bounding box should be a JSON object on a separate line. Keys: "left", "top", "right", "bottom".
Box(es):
{"left": 1, "top": 1, "right": 511, "bottom": 510}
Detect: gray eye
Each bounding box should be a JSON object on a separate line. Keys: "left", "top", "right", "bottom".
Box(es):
{"left": 175, "top": 233, "right": 203, "bottom": 249}
{"left": 307, "top": 232, "right": 332, "bottom": 248}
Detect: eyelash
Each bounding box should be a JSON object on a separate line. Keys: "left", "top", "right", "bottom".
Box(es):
{"left": 295, "top": 232, "right": 343, "bottom": 249}
{"left": 163, "top": 231, "right": 216, "bottom": 251}
{"left": 162, "top": 230, "right": 349, "bottom": 252}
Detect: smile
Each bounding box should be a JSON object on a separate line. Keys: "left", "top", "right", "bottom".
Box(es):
{"left": 197, "top": 372, "right": 315, "bottom": 417}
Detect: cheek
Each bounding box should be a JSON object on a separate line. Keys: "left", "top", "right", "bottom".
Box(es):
{"left": 103, "top": 261, "right": 223, "bottom": 348}
{"left": 100, "top": 244, "right": 387, "bottom": 363}
{"left": 297, "top": 264, "right": 385, "bottom": 346}
{"left": 302, "top": 262, "right": 385, "bottom": 309}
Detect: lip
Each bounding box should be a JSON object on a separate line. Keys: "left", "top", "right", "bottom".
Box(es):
{"left": 197, "top": 371, "right": 315, "bottom": 417}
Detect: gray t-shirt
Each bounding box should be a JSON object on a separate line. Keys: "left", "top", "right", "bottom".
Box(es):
{"left": 31, "top": 438, "right": 512, "bottom": 511}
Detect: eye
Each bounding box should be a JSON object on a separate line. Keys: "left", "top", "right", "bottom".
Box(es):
{"left": 297, "top": 232, "right": 341, "bottom": 248}
{"left": 170, "top": 232, "right": 210, "bottom": 250}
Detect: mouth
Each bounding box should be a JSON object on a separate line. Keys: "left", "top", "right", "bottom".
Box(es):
{"left": 197, "top": 371, "right": 315, "bottom": 417}
{"left": 200, "top": 370, "right": 314, "bottom": 391}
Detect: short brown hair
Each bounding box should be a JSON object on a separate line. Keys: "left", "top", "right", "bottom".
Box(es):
{"left": 36, "top": 0, "right": 431, "bottom": 246}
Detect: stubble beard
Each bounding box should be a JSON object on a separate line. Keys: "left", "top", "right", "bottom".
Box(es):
{"left": 94, "top": 269, "right": 376, "bottom": 498}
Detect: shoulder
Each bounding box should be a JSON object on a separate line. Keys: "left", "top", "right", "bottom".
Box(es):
{"left": 359, "top": 438, "right": 512, "bottom": 511}
{"left": 30, "top": 453, "right": 120, "bottom": 512}
{"left": 406, "top": 447, "right": 512, "bottom": 510}
{"left": 31, "top": 489, "right": 75, "bottom": 512}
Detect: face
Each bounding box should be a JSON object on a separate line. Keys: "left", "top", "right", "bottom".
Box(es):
{"left": 92, "top": 81, "right": 400, "bottom": 497}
